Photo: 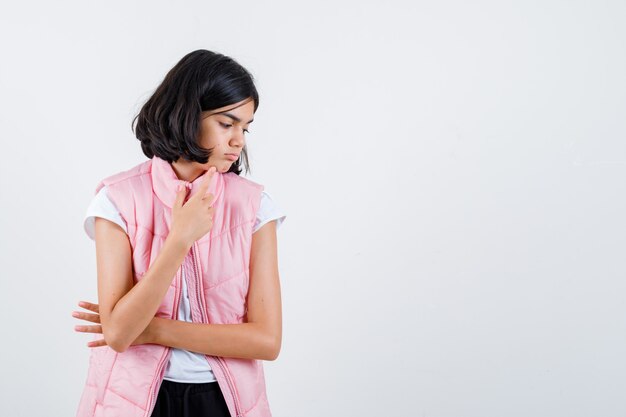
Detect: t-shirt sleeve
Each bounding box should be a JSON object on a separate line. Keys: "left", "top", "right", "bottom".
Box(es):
{"left": 83, "top": 185, "right": 128, "bottom": 240}
{"left": 253, "top": 190, "right": 286, "bottom": 233}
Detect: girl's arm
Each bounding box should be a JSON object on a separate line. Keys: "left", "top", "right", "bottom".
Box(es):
{"left": 96, "top": 169, "right": 214, "bottom": 353}
{"left": 151, "top": 220, "right": 283, "bottom": 361}
{"left": 94, "top": 217, "right": 191, "bottom": 353}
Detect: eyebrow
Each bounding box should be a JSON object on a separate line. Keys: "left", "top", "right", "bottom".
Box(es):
{"left": 217, "top": 112, "right": 254, "bottom": 124}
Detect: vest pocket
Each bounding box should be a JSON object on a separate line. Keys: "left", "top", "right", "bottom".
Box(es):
{"left": 90, "top": 345, "right": 117, "bottom": 405}
{"left": 223, "top": 357, "right": 267, "bottom": 414}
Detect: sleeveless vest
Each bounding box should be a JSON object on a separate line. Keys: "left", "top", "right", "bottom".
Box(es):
{"left": 76, "top": 155, "right": 272, "bottom": 417}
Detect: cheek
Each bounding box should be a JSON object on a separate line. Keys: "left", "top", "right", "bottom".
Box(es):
{"left": 199, "top": 127, "right": 223, "bottom": 148}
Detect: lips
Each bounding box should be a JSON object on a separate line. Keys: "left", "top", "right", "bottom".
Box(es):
{"left": 225, "top": 153, "right": 239, "bottom": 161}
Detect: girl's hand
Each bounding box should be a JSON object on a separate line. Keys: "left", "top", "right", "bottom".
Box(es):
{"left": 171, "top": 166, "right": 217, "bottom": 247}
{"left": 73, "top": 301, "right": 156, "bottom": 348}
{"left": 72, "top": 301, "right": 104, "bottom": 347}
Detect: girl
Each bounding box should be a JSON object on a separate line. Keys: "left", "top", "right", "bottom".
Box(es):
{"left": 72, "top": 49, "right": 286, "bottom": 417}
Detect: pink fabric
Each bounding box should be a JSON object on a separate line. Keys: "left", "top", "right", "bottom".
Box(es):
{"left": 76, "top": 156, "right": 271, "bottom": 417}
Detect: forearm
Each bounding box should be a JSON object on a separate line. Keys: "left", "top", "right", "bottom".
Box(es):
{"left": 108, "top": 233, "right": 191, "bottom": 351}
{"left": 152, "top": 318, "right": 280, "bottom": 361}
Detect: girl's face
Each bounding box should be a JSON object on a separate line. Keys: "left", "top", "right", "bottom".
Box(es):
{"left": 197, "top": 97, "right": 255, "bottom": 173}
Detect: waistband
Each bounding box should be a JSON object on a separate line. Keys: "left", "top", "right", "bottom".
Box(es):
{"left": 160, "top": 379, "right": 221, "bottom": 398}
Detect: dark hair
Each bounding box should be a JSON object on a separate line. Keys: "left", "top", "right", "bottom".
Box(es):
{"left": 132, "top": 49, "right": 259, "bottom": 175}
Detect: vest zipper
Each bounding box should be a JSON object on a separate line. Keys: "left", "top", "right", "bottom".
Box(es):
{"left": 190, "top": 241, "right": 244, "bottom": 417}
{"left": 144, "top": 269, "right": 181, "bottom": 417}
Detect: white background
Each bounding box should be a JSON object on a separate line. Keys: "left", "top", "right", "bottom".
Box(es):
{"left": 1, "top": 1, "right": 625, "bottom": 416}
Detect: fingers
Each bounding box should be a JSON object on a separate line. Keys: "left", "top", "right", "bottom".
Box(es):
{"left": 72, "top": 311, "right": 101, "bottom": 323}
{"left": 78, "top": 300, "right": 99, "bottom": 313}
{"left": 197, "top": 166, "right": 217, "bottom": 200}
{"left": 74, "top": 324, "right": 103, "bottom": 333}
{"left": 75, "top": 302, "right": 105, "bottom": 347}
{"left": 174, "top": 167, "right": 216, "bottom": 207}
{"left": 173, "top": 184, "right": 187, "bottom": 209}
{"left": 87, "top": 339, "right": 107, "bottom": 348}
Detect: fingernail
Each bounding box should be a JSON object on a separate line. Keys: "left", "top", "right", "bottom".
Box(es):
{"left": 74, "top": 325, "right": 81, "bottom": 331}
{"left": 72, "top": 312, "right": 79, "bottom": 317}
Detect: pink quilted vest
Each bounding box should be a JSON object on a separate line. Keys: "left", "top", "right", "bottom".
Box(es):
{"left": 76, "top": 155, "right": 272, "bottom": 417}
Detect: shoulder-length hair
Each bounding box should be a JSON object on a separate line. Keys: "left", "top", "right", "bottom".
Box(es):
{"left": 132, "top": 49, "right": 259, "bottom": 175}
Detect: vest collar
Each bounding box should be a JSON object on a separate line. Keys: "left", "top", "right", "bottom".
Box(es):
{"left": 151, "top": 155, "right": 224, "bottom": 208}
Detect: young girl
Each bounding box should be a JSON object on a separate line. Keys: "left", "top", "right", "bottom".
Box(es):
{"left": 72, "top": 49, "right": 286, "bottom": 417}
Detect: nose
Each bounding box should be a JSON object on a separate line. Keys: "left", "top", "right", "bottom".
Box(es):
{"left": 230, "top": 128, "right": 246, "bottom": 148}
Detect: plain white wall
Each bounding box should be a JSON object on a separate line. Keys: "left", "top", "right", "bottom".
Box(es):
{"left": 1, "top": 1, "right": 625, "bottom": 416}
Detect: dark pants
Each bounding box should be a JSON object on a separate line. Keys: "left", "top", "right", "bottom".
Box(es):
{"left": 150, "top": 379, "right": 231, "bottom": 417}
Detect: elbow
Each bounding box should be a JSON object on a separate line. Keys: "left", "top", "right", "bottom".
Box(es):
{"left": 103, "top": 327, "right": 130, "bottom": 353}
{"left": 264, "top": 335, "right": 282, "bottom": 361}
{"left": 108, "top": 341, "right": 129, "bottom": 354}
{"left": 266, "top": 348, "right": 280, "bottom": 361}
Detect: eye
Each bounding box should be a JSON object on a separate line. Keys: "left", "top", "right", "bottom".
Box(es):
{"left": 220, "top": 122, "right": 250, "bottom": 134}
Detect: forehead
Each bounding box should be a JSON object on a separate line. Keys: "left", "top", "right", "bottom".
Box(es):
{"left": 204, "top": 98, "right": 255, "bottom": 123}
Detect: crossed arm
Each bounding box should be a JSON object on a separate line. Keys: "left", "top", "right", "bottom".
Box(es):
{"left": 74, "top": 218, "right": 282, "bottom": 361}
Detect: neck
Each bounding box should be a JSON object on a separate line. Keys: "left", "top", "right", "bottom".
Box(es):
{"left": 171, "top": 158, "right": 208, "bottom": 183}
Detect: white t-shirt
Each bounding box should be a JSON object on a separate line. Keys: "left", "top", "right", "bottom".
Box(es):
{"left": 84, "top": 185, "right": 286, "bottom": 383}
